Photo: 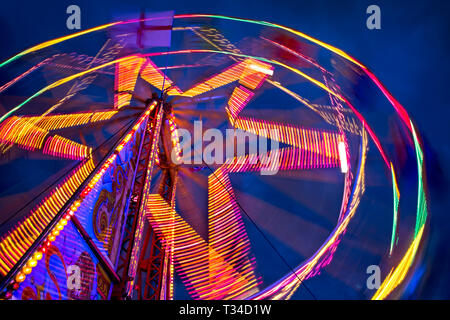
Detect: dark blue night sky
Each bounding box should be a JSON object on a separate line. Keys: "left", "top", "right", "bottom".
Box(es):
{"left": 0, "top": 0, "right": 449, "bottom": 299}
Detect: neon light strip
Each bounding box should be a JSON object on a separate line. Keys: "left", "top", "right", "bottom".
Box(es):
{"left": 248, "top": 63, "right": 273, "bottom": 76}
{"left": 338, "top": 141, "right": 348, "bottom": 173}
{"left": 410, "top": 122, "right": 427, "bottom": 235}
{"left": 0, "top": 58, "right": 51, "bottom": 94}
{"left": 372, "top": 226, "right": 424, "bottom": 300}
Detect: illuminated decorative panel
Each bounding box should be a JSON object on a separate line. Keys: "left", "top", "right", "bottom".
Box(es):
{"left": 74, "top": 114, "right": 147, "bottom": 263}
{"left": 11, "top": 221, "right": 112, "bottom": 300}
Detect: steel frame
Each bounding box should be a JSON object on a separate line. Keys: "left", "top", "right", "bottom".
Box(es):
{"left": 111, "top": 101, "right": 178, "bottom": 300}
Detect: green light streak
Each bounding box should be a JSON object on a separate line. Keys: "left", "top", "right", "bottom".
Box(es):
{"left": 390, "top": 165, "right": 399, "bottom": 256}
{"left": 411, "top": 120, "right": 428, "bottom": 237}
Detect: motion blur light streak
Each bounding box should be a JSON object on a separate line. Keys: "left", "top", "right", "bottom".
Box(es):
{"left": 338, "top": 141, "right": 348, "bottom": 173}
{"left": 0, "top": 117, "right": 49, "bottom": 151}
{"left": 235, "top": 117, "right": 340, "bottom": 164}
{"left": 140, "top": 58, "right": 183, "bottom": 96}
{"left": 22, "top": 110, "right": 118, "bottom": 131}
{"left": 226, "top": 86, "right": 254, "bottom": 127}
{"left": 372, "top": 226, "right": 425, "bottom": 300}
{"left": 146, "top": 194, "right": 259, "bottom": 300}
{"left": 114, "top": 57, "right": 146, "bottom": 109}
{"left": 0, "top": 110, "right": 118, "bottom": 157}
{"left": 372, "top": 122, "right": 427, "bottom": 299}
{"left": 390, "top": 163, "right": 400, "bottom": 256}
{"left": 42, "top": 135, "right": 91, "bottom": 160}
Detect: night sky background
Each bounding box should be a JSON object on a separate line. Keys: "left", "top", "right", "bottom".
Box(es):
{"left": 0, "top": 0, "right": 449, "bottom": 298}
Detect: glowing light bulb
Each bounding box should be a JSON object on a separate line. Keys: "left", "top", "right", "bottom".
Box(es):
{"left": 15, "top": 272, "right": 26, "bottom": 283}
{"left": 33, "top": 252, "right": 43, "bottom": 260}
{"left": 22, "top": 266, "right": 32, "bottom": 275}
{"left": 27, "top": 259, "right": 37, "bottom": 268}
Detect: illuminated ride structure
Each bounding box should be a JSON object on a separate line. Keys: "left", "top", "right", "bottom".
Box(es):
{"left": 0, "top": 14, "right": 428, "bottom": 300}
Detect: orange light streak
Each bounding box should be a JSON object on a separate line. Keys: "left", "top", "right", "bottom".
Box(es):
{"left": 146, "top": 194, "right": 259, "bottom": 300}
